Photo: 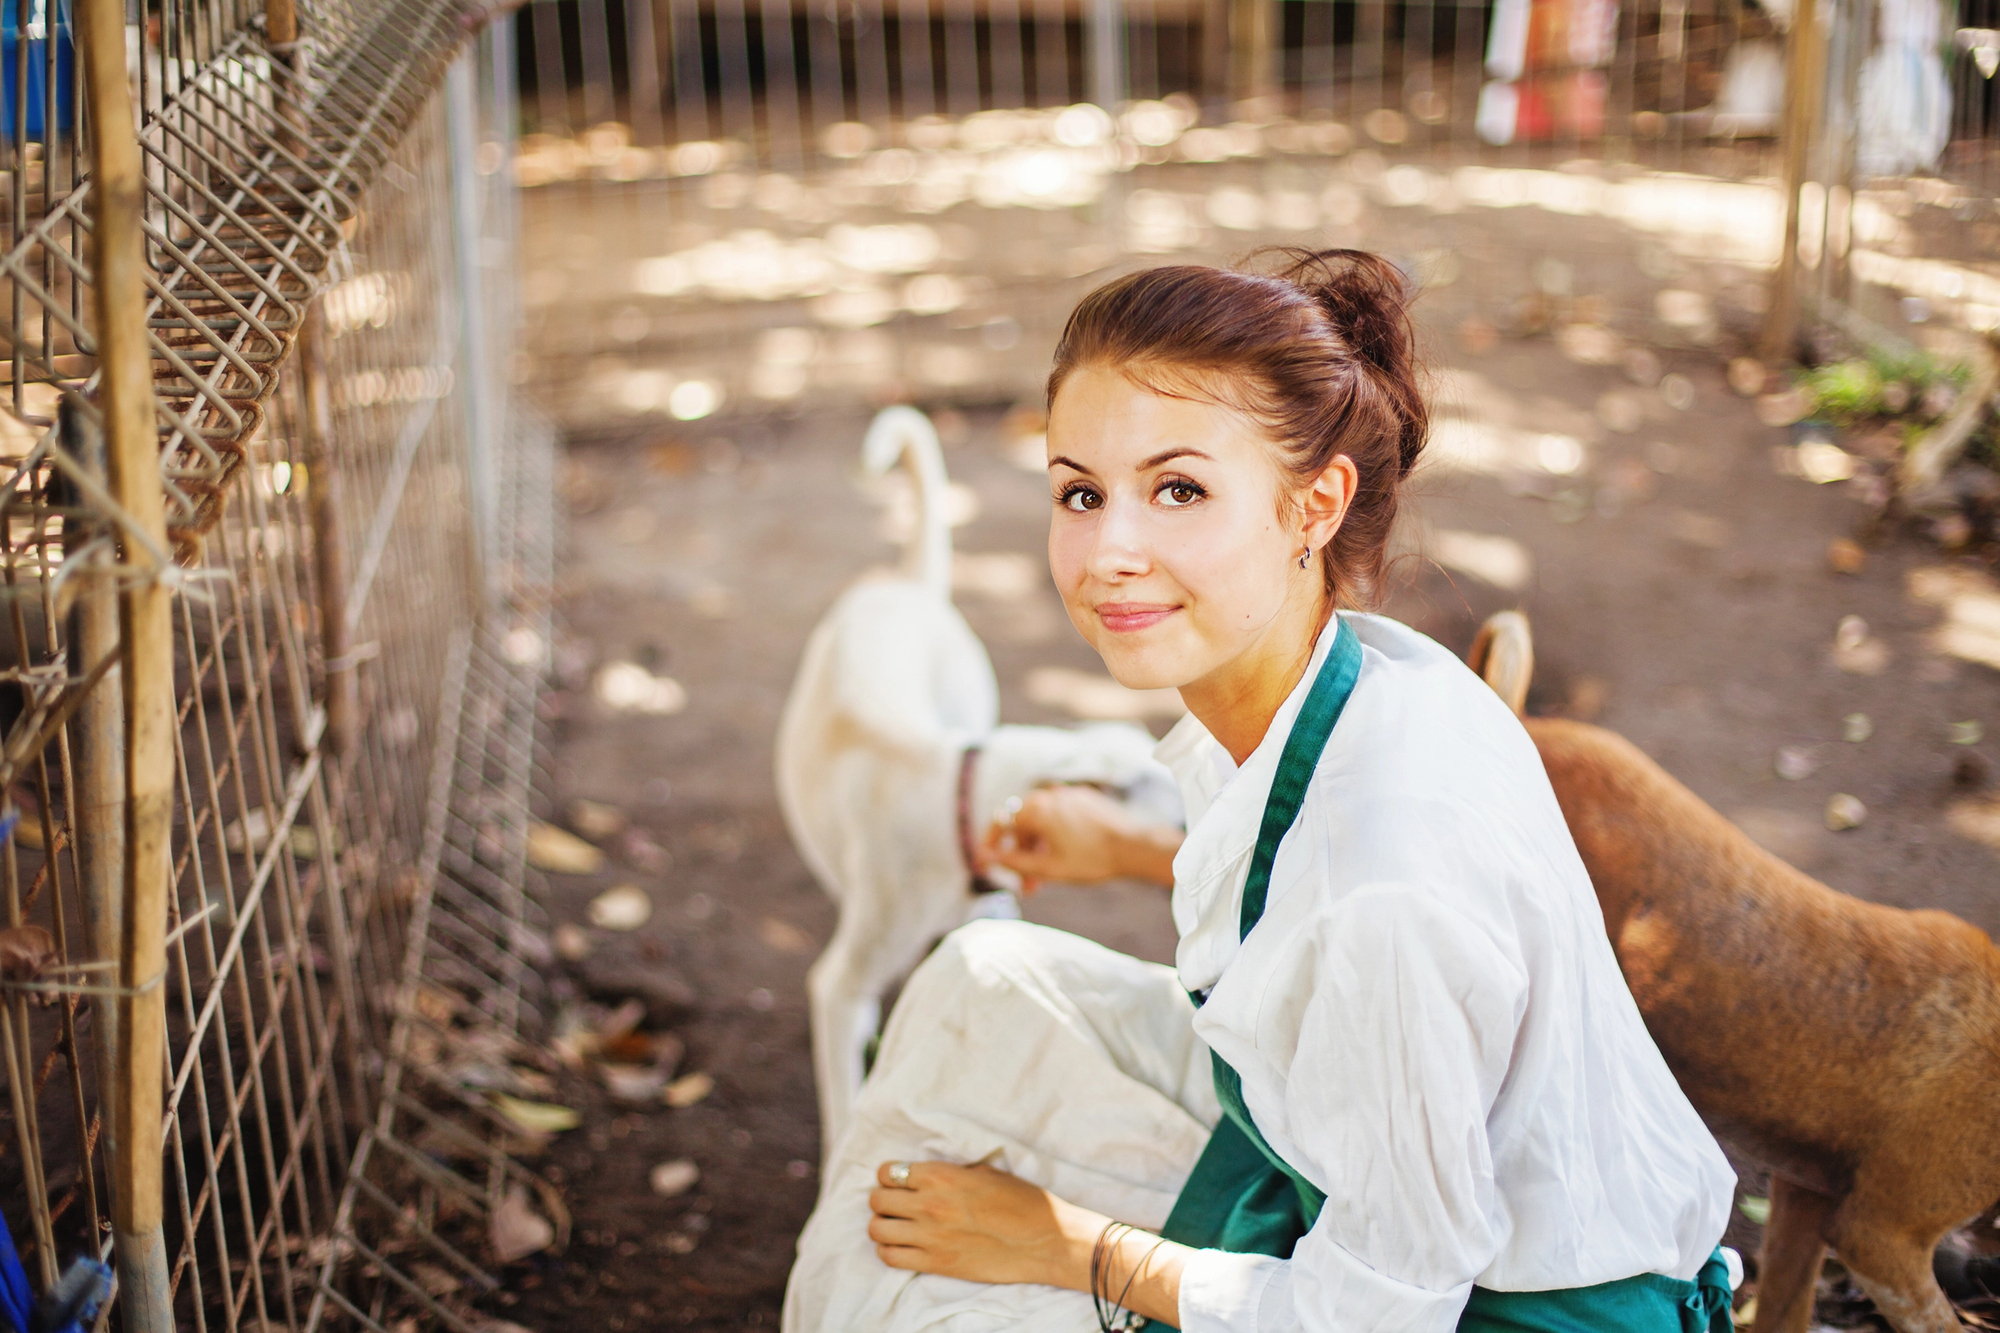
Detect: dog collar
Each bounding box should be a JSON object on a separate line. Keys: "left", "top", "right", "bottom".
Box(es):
{"left": 956, "top": 745, "right": 1002, "bottom": 895}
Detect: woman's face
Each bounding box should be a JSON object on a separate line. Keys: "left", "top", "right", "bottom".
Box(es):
{"left": 1045, "top": 364, "right": 1320, "bottom": 694}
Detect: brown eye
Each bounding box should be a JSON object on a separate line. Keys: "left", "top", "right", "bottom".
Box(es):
{"left": 1061, "top": 487, "right": 1102, "bottom": 512}
{"left": 1159, "top": 480, "right": 1203, "bottom": 507}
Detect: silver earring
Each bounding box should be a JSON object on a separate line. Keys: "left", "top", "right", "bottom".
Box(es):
{"left": 1298, "top": 548, "right": 1312, "bottom": 570}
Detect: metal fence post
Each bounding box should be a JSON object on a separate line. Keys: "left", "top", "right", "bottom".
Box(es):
{"left": 77, "top": 0, "right": 175, "bottom": 1322}
{"left": 1089, "top": 0, "right": 1127, "bottom": 113}
{"left": 448, "top": 47, "right": 500, "bottom": 603}
{"left": 301, "top": 304, "right": 359, "bottom": 757}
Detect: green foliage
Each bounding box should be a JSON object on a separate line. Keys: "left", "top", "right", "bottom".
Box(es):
{"left": 1796, "top": 349, "right": 1971, "bottom": 426}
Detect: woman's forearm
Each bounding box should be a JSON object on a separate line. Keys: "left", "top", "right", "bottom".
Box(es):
{"left": 1113, "top": 822, "right": 1184, "bottom": 888}
{"left": 1092, "top": 1225, "right": 1189, "bottom": 1324}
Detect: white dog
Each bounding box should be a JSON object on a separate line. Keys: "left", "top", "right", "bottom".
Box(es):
{"left": 775, "top": 406, "right": 1179, "bottom": 1159}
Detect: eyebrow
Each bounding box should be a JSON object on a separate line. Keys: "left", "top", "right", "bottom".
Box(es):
{"left": 1047, "top": 447, "right": 1213, "bottom": 474}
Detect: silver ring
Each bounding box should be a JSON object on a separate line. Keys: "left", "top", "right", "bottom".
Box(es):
{"left": 887, "top": 1160, "right": 913, "bottom": 1188}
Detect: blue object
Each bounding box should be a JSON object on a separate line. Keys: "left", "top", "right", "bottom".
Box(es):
{"left": 0, "top": 0, "right": 74, "bottom": 142}
{"left": 0, "top": 1205, "right": 36, "bottom": 1333}
{"left": 30, "top": 1257, "right": 113, "bottom": 1333}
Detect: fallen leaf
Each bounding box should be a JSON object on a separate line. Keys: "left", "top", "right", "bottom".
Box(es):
{"left": 552, "top": 923, "right": 590, "bottom": 962}
{"left": 600, "top": 1030, "right": 682, "bottom": 1069}
{"left": 410, "top": 1262, "right": 461, "bottom": 1296}
{"left": 759, "top": 916, "right": 815, "bottom": 955}
{"left": 1824, "top": 793, "right": 1867, "bottom": 831}
{"left": 491, "top": 1094, "right": 581, "bottom": 1135}
{"left": 587, "top": 884, "right": 652, "bottom": 931}
{"left": 1774, "top": 746, "right": 1819, "bottom": 781}
{"left": 1948, "top": 797, "right": 2000, "bottom": 850}
{"left": 489, "top": 1184, "right": 555, "bottom": 1263}
{"left": 1831, "top": 616, "right": 1889, "bottom": 675}
{"left": 596, "top": 997, "right": 648, "bottom": 1040}
{"left": 594, "top": 662, "right": 687, "bottom": 715}
{"left": 567, "top": 799, "right": 627, "bottom": 842}
{"left": 1826, "top": 538, "right": 1867, "bottom": 575}
{"left": 664, "top": 1071, "right": 714, "bottom": 1108}
{"left": 650, "top": 1159, "right": 701, "bottom": 1197}
{"left": 602, "top": 1063, "right": 670, "bottom": 1103}
{"left": 527, "top": 823, "right": 605, "bottom": 875}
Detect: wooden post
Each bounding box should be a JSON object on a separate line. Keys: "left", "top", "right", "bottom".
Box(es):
{"left": 265, "top": 0, "right": 298, "bottom": 46}
{"left": 299, "top": 303, "right": 356, "bottom": 756}
{"left": 1228, "top": 0, "right": 1273, "bottom": 106}
{"left": 59, "top": 400, "right": 124, "bottom": 1247}
{"left": 76, "top": 0, "right": 175, "bottom": 1323}
{"left": 1761, "top": 0, "right": 1827, "bottom": 364}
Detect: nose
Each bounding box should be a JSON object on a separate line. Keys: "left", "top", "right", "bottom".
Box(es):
{"left": 1085, "top": 491, "right": 1151, "bottom": 583}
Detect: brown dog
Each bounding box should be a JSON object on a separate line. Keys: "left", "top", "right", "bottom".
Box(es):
{"left": 1469, "top": 613, "right": 2000, "bottom": 1333}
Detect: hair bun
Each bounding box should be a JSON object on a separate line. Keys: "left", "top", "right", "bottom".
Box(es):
{"left": 1269, "top": 249, "right": 1425, "bottom": 477}
{"left": 1047, "top": 248, "right": 1430, "bottom": 609}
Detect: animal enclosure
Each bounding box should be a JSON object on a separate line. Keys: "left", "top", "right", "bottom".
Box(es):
{"left": 0, "top": 0, "right": 555, "bottom": 1328}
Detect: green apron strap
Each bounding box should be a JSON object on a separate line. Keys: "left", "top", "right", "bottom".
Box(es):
{"left": 1236, "top": 618, "right": 1364, "bottom": 942}
{"left": 1160, "top": 618, "right": 1360, "bottom": 1258}
{"left": 1152, "top": 614, "right": 1732, "bottom": 1333}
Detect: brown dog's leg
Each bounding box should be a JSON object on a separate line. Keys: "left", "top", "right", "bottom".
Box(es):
{"left": 1758, "top": 1177, "right": 1839, "bottom": 1333}
{"left": 1833, "top": 1211, "right": 1965, "bottom": 1333}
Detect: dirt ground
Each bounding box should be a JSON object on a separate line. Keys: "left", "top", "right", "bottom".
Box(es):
{"left": 488, "top": 170, "right": 2000, "bottom": 1330}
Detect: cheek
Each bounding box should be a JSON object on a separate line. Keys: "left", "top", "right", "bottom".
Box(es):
{"left": 1047, "top": 518, "right": 1089, "bottom": 598}
{"left": 1156, "top": 500, "right": 1288, "bottom": 611}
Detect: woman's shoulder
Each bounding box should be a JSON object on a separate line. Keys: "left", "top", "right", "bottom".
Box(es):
{"left": 1303, "top": 613, "right": 1589, "bottom": 920}
{"left": 1333, "top": 612, "right": 1540, "bottom": 779}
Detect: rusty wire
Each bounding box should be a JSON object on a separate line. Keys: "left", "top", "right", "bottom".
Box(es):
{"left": 0, "top": 0, "right": 555, "bottom": 1323}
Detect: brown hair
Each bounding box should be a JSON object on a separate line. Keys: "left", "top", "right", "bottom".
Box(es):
{"left": 1046, "top": 248, "right": 1426, "bottom": 609}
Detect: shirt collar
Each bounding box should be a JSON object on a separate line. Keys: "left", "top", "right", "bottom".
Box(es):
{"left": 1161, "top": 615, "right": 1350, "bottom": 989}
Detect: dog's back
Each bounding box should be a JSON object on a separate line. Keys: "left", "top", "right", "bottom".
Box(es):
{"left": 1528, "top": 716, "right": 2000, "bottom": 1230}
{"left": 775, "top": 408, "right": 997, "bottom": 903}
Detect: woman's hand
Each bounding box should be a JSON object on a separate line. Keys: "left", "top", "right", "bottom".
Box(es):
{"left": 978, "top": 785, "right": 1183, "bottom": 892}
{"left": 867, "top": 1160, "right": 1185, "bottom": 1323}
{"left": 867, "top": 1160, "right": 1094, "bottom": 1286}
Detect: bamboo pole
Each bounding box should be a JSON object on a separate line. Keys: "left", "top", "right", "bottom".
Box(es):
{"left": 1760, "top": 0, "right": 1827, "bottom": 364}
{"left": 76, "top": 0, "right": 176, "bottom": 1322}
{"left": 300, "top": 303, "right": 356, "bottom": 756}
{"left": 266, "top": 0, "right": 299, "bottom": 46}
{"left": 59, "top": 399, "right": 124, "bottom": 1268}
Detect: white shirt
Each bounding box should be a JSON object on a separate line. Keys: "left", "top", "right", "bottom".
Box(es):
{"left": 1157, "top": 613, "right": 1735, "bottom": 1333}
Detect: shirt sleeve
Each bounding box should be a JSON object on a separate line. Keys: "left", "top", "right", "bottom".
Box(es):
{"left": 1178, "top": 887, "right": 1529, "bottom": 1333}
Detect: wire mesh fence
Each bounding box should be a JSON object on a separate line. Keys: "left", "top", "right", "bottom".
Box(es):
{"left": 0, "top": 0, "right": 556, "bottom": 1325}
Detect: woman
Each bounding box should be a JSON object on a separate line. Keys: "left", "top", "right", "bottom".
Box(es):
{"left": 784, "top": 250, "right": 1736, "bottom": 1333}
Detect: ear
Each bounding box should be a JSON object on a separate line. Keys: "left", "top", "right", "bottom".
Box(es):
{"left": 1300, "top": 454, "right": 1359, "bottom": 554}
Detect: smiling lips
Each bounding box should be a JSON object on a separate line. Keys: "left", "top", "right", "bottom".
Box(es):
{"left": 1095, "top": 602, "right": 1179, "bottom": 633}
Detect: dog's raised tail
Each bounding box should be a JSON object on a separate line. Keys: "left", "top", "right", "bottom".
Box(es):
{"left": 862, "top": 406, "right": 952, "bottom": 596}
{"left": 1469, "top": 611, "right": 1534, "bottom": 718}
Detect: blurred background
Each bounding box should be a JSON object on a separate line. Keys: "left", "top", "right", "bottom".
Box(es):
{"left": 489, "top": 0, "right": 2000, "bottom": 1326}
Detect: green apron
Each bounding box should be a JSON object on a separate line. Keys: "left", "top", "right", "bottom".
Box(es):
{"left": 1153, "top": 619, "right": 1734, "bottom": 1333}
